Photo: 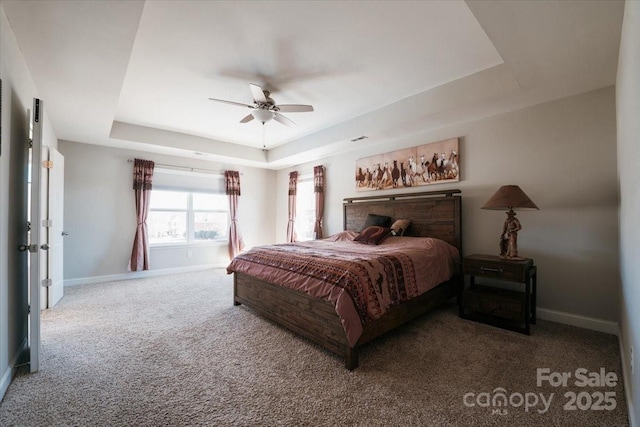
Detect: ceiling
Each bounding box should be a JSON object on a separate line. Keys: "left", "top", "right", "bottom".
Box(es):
{"left": 2, "top": 1, "right": 624, "bottom": 169}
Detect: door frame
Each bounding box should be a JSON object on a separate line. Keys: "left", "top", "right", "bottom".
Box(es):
{"left": 28, "top": 98, "right": 43, "bottom": 373}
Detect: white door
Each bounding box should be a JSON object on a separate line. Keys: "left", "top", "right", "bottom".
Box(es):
{"left": 28, "top": 98, "right": 43, "bottom": 373}
{"left": 8, "top": 99, "right": 32, "bottom": 373}
{"left": 47, "top": 148, "right": 64, "bottom": 307}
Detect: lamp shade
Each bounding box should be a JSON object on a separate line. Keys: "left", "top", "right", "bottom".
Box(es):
{"left": 481, "top": 185, "right": 538, "bottom": 210}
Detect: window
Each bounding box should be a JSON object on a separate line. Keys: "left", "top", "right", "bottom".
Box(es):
{"left": 148, "top": 190, "right": 228, "bottom": 245}
{"left": 193, "top": 193, "right": 228, "bottom": 242}
{"left": 295, "top": 179, "right": 315, "bottom": 241}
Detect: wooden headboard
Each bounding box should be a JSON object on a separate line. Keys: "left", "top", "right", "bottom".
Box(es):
{"left": 343, "top": 190, "right": 462, "bottom": 253}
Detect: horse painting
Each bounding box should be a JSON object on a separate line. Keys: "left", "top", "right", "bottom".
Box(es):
{"left": 355, "top": 137, "right": 460, "bottom": 192}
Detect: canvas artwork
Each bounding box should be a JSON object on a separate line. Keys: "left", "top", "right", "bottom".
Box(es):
{"left": 355, "top": 137, "right": 459, "bottom": 192}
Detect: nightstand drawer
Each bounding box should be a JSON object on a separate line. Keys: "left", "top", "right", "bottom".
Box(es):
{"left": 463, "top": 255, "right": 532, "bottom": 282}
{"left": 464, "top": 285, "right": 524, "bottom": 321}
{"left": 464, "top": 261, "right": 523, "bottom": 281}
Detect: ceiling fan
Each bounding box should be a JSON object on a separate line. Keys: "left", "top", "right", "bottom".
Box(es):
{"left": 208, "top": 83, "right": 314, "bottom": 127}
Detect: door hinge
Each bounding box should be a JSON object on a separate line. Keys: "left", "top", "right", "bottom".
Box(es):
{"left": 41, "top": 279, "right": 52, "bottom": 288}
{"left": 27, "top": 221, "right": 31, "bottom": 231}
{"left": 43, "top": 160, "right": 53, "bottom": 169}
{"left": 42, "top": 219, "right": 52, "bottom": 228}
{"left": 34, "top": 99, "right": 40, "bottom": 123}
{"left": 28, "top": 304, "right": 31, "bottom": 314}
{"left": 28, "top": 138, "right": 33, "bottom": 148}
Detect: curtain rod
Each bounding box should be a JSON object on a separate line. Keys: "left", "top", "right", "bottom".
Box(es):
{"left": 126, "top": 159, "right": 242, "bottom": 175}
{"left": 295, "top": 165, "right": 326, "bottom": 175}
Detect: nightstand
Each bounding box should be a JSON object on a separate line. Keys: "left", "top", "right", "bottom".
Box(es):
{"left": 459, "top": 254, "right": 537, "bottom": 335}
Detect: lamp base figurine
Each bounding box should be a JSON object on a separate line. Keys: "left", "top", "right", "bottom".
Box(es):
{"left": 499, "top": 209, "right": 525, "bottom": 260}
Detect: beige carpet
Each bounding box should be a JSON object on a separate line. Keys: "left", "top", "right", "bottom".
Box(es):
{"left": 0, "top": 269, "right": 629, "bottom": 426}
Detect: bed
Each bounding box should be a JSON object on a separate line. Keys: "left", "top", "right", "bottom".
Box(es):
{"left": 228, "top": 190, "right": 462, "bottom": 370}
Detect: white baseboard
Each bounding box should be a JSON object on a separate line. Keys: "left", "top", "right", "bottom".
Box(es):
{"left": 537, "top": 307, "right": 619, "bottom": 335}
{"left": 618, "top": 326, "right": 638, "bottom": 427}
{"left": 64, "top": 264, "right": 224, "bottom": 287}
{"left": 0, "top": 336, "right": 28, "bottom": 402}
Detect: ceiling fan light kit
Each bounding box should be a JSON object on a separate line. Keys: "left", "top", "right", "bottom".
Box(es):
{"left": 209, "top": 83, "right": 314, "bottom": 127}
{"left": 251, "top": 109, "right": 275, "bottom": 123}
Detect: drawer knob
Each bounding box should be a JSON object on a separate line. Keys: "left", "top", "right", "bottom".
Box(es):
{"left": 481, "top": 267, "right": 503, "bottom": 273}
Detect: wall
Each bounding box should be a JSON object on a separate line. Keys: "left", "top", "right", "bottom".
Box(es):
{"left": 58, "top": 140, "right": 276, "bottom": 282}
{"left": 0, "top": 4, "right": 58, "bottom": 400}
{"left": 616, "top": 1, "right": 640, "bottom": 424}
{"left": 277, "top": 86, "right": 619, "bottom": 327}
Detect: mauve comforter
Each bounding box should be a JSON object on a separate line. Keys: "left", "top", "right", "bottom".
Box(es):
{"left": 227, "top": 232, "right": 459, "bottom": 347}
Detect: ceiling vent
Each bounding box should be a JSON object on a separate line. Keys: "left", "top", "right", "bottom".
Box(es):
{"left": 350, "top": 135, "right": 368, "bottom": 142}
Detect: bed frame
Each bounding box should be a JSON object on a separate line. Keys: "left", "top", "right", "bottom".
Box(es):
{"left": 233, "top": 190, "right": 462, "bottom": 370}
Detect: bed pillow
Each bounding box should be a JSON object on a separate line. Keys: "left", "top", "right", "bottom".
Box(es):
{"left": 354, "top": 226, "right": 393, "bottom": 245}
{"left": 390, "top": 219, "right": 411, "bottom": 236}
{"left": 323, "top": 230, "right": 358, "bottom": 242}
{"left": 363, "top": 213, "right": 392, "bottom": 229}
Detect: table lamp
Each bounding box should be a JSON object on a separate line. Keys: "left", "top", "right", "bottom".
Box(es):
{"left": 481, "top": 185, "right": 538, "bottom": 260}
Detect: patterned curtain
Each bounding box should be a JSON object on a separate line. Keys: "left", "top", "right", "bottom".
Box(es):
{"left": 128, "top": 158, "right": 154, "bottom": 271}
{"left": 286, "top": 171, "right": 298, "bottom": 243}
{"left": 225, "top": 170, "right": 245, "bottom": 259}
{"left": 313, "top": 165, "right": 325, "bottom": 239}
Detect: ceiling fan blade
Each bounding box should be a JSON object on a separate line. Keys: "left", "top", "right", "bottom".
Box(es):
{"left": 239, "top": 114, "right": 254, "bottom": 124}
{"left": 249, "top": 83, "right": 268, "bottom": 104}
{"left": 208, "top": 98, "right": 253, "bottom": 108}
{"left": 276, "top": 104, "right": 314, "bottom": 113}
{"left": 273, "top": 112, "right": 296, "bottom": 127}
